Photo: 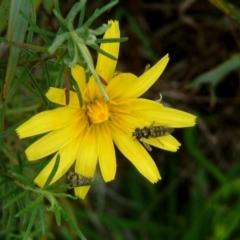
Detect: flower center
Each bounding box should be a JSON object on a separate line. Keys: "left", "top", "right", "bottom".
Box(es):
{"left": 86, "top": 100, "right": 109, "bottom": 124}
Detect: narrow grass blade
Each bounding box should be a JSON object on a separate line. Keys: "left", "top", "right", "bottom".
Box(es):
{"left": 15, "top": 195, "right": 43, "bottom": 217}
{"left": 90, "top": 44, "right": 117, "bottom": 61}
{"left": 60, "top": 207, "right": 87, "bottom": 240}
{"left": 187, "top": 54, "right": 240, "bottom": 88}
{"left": 22, "top": 206, "right": 38, "bottom": 240}
{"left": 53, "top": 204, "right": 61, "bottom": 226}
{"left": 3, "top": 65, "right": 29, "bottom": 106}
{"left": 38, "top": 203, "right": 46, "bottom": 235}
{"left": 3, "top": 190, "right": 28, "bottom": 209}
{"left": 83, "top": 0, "right": 118, "bottom": 28}
{"left": 42, "top": 154, "right": 60, "bottom": 189}
{"left": 0, "top": 0, "right": 10, "bottom": 34}
{"left": 3, "top": 0, "right": 31, "bottom": 100}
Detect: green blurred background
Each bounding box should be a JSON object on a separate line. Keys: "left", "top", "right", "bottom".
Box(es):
{"left": 1, "top": 0, "right": 240, "bottom": 239}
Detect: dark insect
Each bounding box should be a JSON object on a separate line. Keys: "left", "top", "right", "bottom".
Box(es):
{"left": 132, "top": 123, "right": 174, "bottom": 140}
{"left": 66, "top": 171, "right": 93, "bottom": 189}
{"left": 132, "top": 122, "right": 174, "bottom": 151}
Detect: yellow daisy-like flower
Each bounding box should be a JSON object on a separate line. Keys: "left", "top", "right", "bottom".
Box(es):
{"left": 16, "top": 20, "right": 196, "bottom": 199}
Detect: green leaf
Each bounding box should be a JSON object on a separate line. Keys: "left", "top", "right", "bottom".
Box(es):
{"left": 67, "top": 38, "right": 78, "bottom": 67}
{"left": 2, "top": 144, "right": 17, "bottom": 163}
{"left": 16, "top": 154, "right": 23, "bottom": 174}
{"left": 209, "top": 0, "right": 240, "bottom": 24}
{"left": 89, "top": 43, "right": 118, "bottom": 61}
{"left": 44, "top": 192, "right": 56, "bottom": 211}
{"left": 1, "top": 200, "right": 8, "bottom": 226}
{"left": 7, "top": 202, "right": 16, "bottom": 228}
{"left": 3, "top": 190, "right": 28, "bottom": 209}
{"left": 11, "top": 172, "right": 34, "bottom": 187}
{"left": 70, "top": 76, "right": 83, "bottom": 107}
{"left": 53, "top": 204, "right": 61, "bottom": 226}
{"left": 14, "top": 42, "right": 48, "bottom": 53}
{"left": 53, "top": 0, "right": 60, "bottom": 12}
{"left": 52, "top": 8, "right": 68, "bottom": 29}
{"left": 78, "top": 1, "right": 85, "bottom": 27}
{"left": 83, "top": 0, "right": 118, "bottom": 28}
{"left": 55, "top": 62, "right": 65, "bottom": 87}
{"left": 19, "top": 196, "right": 28, "bottom": 229}
{"left": 95, "top": 37, "right": 128, "bottom": 43}
{"left": 48, "top": 32, "right": 70, "bottom": 54}
{"left": 43, "top": 154, "right": 60, "bottom": 189}
{"left": 5, "top": 103, "right": 41, "bottom": 116}
{"left": 0, "top": 0, "right": 10, "bottom": 34}
{"left": 91, "top": 179, "right": 104, "bottom": 186}
{"left": 0, "top": 107, "right": 4, "bottom": 154}
{"left": 56, "top": 49, "right": 68, "bottom": 66}
{"left": 60, "top": 207, "right": 87, "bottom": 240}
{"left": 20, "top": 11, "right": 51, "bottom": 45}
{"left": 45, "top": 183, "right": 70, "bottom": 191}
{"left": 15, "top": 195, "right": 43, "bottom": 217}
{"left": 42, "top": 61, "right": 51, "bottom": 90}
{"left": 38, "top": 203, "right": 46, "bottom": 235}
{"left": 27, "top": 27, "right": 56, "bottom": 36}
{"left": 0, "top": 37, "right": 47, "bottom": 53}
{"left": 52, "top": 193, "right": 78, "bottom": 200}
{"left": 22, "top": 206, "right": 38, "bottom": 240}
{"left": 3, "top": 0, "right": 31, "bottom": 100}
{"left": 187, "top": 54, "right": 240, "bottom": 88}
{"left": 26, "top": 0, "right": 36, "bottom": 44}
{"left": 29, "top": 73, "right": 49, "bottom": 106}
{"left": 3, "top": 65, "right": 29, "bottom": 106}
{"left": 66, "top": 1, "right": 86, "bottom": 30}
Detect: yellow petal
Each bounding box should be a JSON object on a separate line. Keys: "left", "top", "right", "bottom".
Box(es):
{"left": 16, "top": 107, "right": 82, "bottom": 139}
{"left": 106, "top": 55, "right": 169, "bottom": 99}
{"left": 34, "top": 136, "right": 81, "bottom": 187}
{"left": 74, "top": 126, "right": 98, "bottom": 199}
{"left": 97, "top": 122, "right": 116, "bottom": 182}
{"left": 106, "top": 73, "right": 139, "bottom": 100}
{"left": 152, "top": 107, "right": 196, "bottom": 127}
{"left": 109, "top": 103, "right": 152, "bottom": 139}
{"left": 85, "top": 76, "right": 102, "bottom": 101}
{"left": 96, "top": 20, "right": 120, "bottom": 82}
{"left": 26, "top": 119, "right": 85, "bottom": 160}
{"left": 111, "top": 126, "right": 161, "bottom": 183}
{"left": 74, "top": 185, "right": 91, "bottom": 199}
{"left": 71, "top": 65, "right": 87, "bottom": 92}
{"left": 136, "top": 54, "right": 169, "bottom": 97}
{"left": 46, "top": 87, "right": 80, "bottom": 107}
{"left": 122, "top": 99, "right": 196, "bottom": 127}
{"left": 142, "top": 135, "right": 181, "bottom": 152}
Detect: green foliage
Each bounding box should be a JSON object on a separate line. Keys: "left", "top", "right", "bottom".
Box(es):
{"left": 187, "top": 54, "right": 240, "bottom": 106}
{"left": 209, "top": 0, "right": 240, "bottom": 24}
{"left": 46, "top": 0, "right": 127, "bottom": 102}
{"left": 1, "top": 0, "right": 240, "bottom": 239}
{"left": 0, "top": 156, "right": 82, "bottom": 239}
{"left": 3, "top": 0, "right": 31, "bottom": 100}
{"left": 0, "top": 0, "right": 10, "bottom": 34}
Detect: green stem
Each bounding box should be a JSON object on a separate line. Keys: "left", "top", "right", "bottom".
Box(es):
{"left": 71, "top": 32, "right": 109, "bottom": 101}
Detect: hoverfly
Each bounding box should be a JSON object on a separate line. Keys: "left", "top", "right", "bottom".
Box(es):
{"left": 132, "top": 122, "right": 174, "bottom": 151}
{"left": 66, "top": 171, "right": 93, "bottom": 189}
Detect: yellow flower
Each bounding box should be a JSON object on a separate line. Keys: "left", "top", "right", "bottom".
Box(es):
{"left": 16, "top": 20, "right": 196, "bottom": 199}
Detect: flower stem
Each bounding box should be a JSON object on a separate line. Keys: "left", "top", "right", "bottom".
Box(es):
{"left": 70, "top": 31, "right": 110, "bottom": 101}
